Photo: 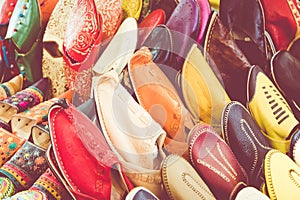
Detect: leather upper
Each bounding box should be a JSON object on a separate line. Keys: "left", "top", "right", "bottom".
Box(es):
{"left": 95, "top": 0, "right": 122, "bottom": 40}
{"left": 264, "top": 149, "right": 300, "bottom": 200}
{"left": 5, "top": 0, "right": 41, "bottom": 53}
{"left": 222, "top": 101, "right": 272, "bottom": 188}
{"left": 94, "top": 70, "right": 166, "bottom": 170}
{"left": 48, "top": 100, "right": 131, "bottom": 199}
{"left": 260, "top": 0, "right": 300, "bottom": 50}
{"left": 143, "top": 24, "right": 173, "bottom": 64}
{"left": 182, "top": 44, "right": 231, "bottom": 134}
{"left": 247, "top": 65, "right": 299, "bottom": 153}
{"left": 188, "top": 123, "right": 248, "bottom": 200}
{"left": 235, "top": 187, "right": 270, "bottom": 200}
{"left": 63, "top": 0, "right": 101, "bottom": 67}
{"left": 204, "top": 12, "right": 252, "bottom": 105}
{"left": 166, "top": 0, "right": 201, "bottom": 71}
{"left": 93, "top": 17, "right": 137, "bottom": 76}
{"left": 138, "top": 9, "right": 166, "bottom": 46}
{"left": 128, "top": 47, "right": 195, "bottom": 157}
{"left": 220, "top": 0, "right": 270, "bottom": 71}
{"left": 125, "top": 186, "right": 159, "bottom": 200}
{"left": 196, "top": 0, "right": 211, "bottom": 43}
{"left": 271, "top": 50, "right": 300, "bottom": 109}
{"left": 161, "top": 154, "right": 216, "bottom": 200}
{"left": 290, "top": 129, "right": 300, "bottom": 166}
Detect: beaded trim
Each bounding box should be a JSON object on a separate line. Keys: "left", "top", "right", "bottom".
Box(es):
{"left": 25, "top": 87, "right": 44, "bottom": 103}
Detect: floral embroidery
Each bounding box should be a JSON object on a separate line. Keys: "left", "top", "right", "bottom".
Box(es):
{"left": 2, "top": 86, "right": 44, "bottom": 113}
{"left": 0, "top": 142, "right": 47, "bottom": 191}
{"left": 0, "top": 129, "right": 25, "bottom": 167}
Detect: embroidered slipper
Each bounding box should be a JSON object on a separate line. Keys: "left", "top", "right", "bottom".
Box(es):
{"left": 10, "top": 89, "right": 72, "bottom": 141}
{"left": 0, "top": 77, "right": 51, "bottom": 131}
{"left": 4, "top": 190, "right": 47, "bottom": 200}
{"left": 95, "top": 0, "right": 122, "bottom": 40}
{"left": 42, "top": 0, "right": 76, "bottom": 97}
{"left": 0, "top": 141, "right": 48, "bottom": 194}
{"left": 5, "top": 168, "right": 71, "bottom": 200}
{"left": 0, "top": 177, "right": 15, "bottom": 199}
{"left": 63, "top": 0, "right": 102, "bottom": 103}
{"left": 0, "top": 128, "right": 25, "bottom": 167}
{"left": 4, "top": 0, "right": 43, "bottom": 85}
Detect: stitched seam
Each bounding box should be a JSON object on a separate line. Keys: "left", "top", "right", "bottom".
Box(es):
{"left": 181, "top": 172, "right": 211, "bottom": 199}
{"left": 264, "top": 150, "right": 277, "bottom": 200}
{"left": 222, "top": 102, "right": 241, "bottom": 146}
{"left": 161, "top": 155, "right": 175, "bottom": 200}
{"left": 217, "top": 143, "right": 237, "bottom": 178}
{"left": 206, "top": 146, "right": 234, "bottom": 180}
{"left": 50, "top": 108, "right": 79, "bottom": 192}
{"left": 197, "top": 158, "right": 230, "bottom": 182}
{"left": 204, "top": 13, "right": 217, "bottom": 59}
{"left": 293, "top": 137, "right": 300, "bottom": 161}
{"left": 289, "top": 169, "right": 300, "bottom": 188}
